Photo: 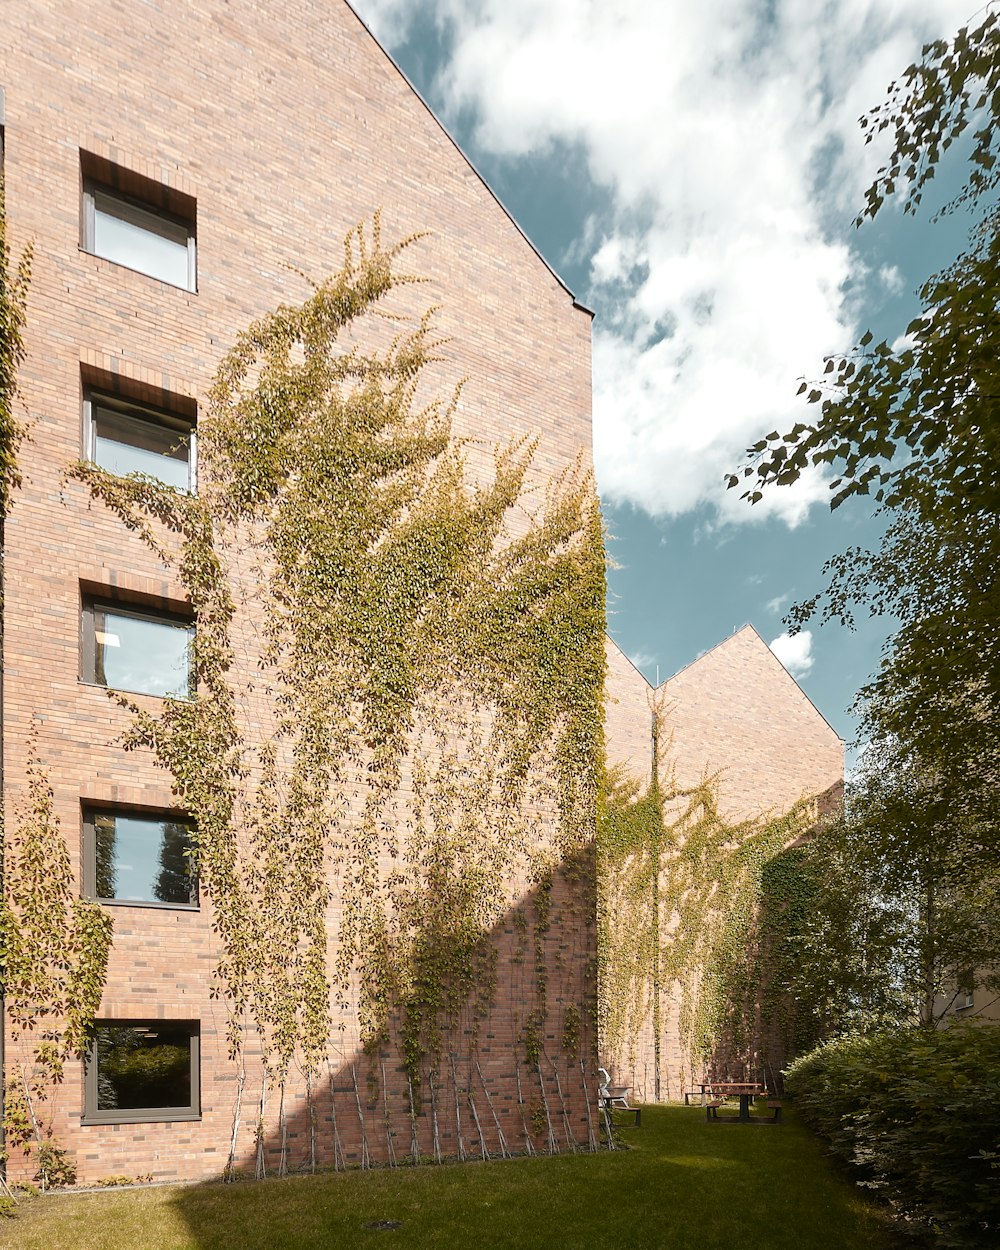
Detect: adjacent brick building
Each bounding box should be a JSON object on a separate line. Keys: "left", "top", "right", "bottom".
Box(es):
{"left": 603, "top": 626, "right": 844, "bottom": 1100}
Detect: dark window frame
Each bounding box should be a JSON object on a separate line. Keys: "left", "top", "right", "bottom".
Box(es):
{"left": 81, "top": 804, "right": 199, "bottom": 911}
{"left": 83, "top": 387, "right": 197, "bottom": 492}
{"left": 80, "top": 595, "right": 195, "bottom": 699}
{"left": 83, "top": 1020, "right": 201, "bottom": 1126}
{"left": 80, "top": 159, "right": 197, "bottom": 292}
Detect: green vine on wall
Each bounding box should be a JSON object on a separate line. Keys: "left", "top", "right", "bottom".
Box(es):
{"left": 70, "top": 219, "right": 606, "bottom": 1152}
{"left": 752, "top": 847, "right": 827, "bottom": 1056}
{"left": 1, "top": 183, "right": 111, "bottom": 1192}
{"left": 0, "top": 174, "right": 31, "bottom": 521}
{"left": 598, "top": 708, "right": 815, "bottom": 1089}
{"left": 0, "top": 734, "right": 113, "bottom": 1185}
{"left": 596, "top": 767, "right": 664, "bottom": 1072}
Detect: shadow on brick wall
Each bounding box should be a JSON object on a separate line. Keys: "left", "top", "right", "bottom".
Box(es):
{"left": 165, "top": 840, "right": 599, "bottom": 1243}
{"left": 703, "top": 780, "right": 847, "bottom": 1091}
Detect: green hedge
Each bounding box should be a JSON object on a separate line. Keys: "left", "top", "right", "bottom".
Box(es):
{"left": 785, "top": 1024, "right": 1000, "bottom": 1248}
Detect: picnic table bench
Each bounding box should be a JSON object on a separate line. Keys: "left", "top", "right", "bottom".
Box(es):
{"left": 704, "top": 1084, "right": 782, "bottom": 1124}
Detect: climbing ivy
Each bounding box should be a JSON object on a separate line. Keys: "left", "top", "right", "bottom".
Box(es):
{"left": 0, "top": 173, "right": 31, "bottom": 521}
{"left": 598, "top": 707, "right": 815, "bottom": 1093}
{"left": 751, "top": 846, "right": 832, "bottom": 1059}
{"left": 2, "top": 183, "right": 110, "bottom": 1190}
{"left": 0, "top": 735, "right": 113, "bottom": 1185}
{"left": 596, "top": 767, "right": 664, "bottom": 1075}
{"left": 672, "top": 789, "right": 813, "bottom": 1075}
{"left": 70, "top": 219, "right": 606, "bottom": 1163}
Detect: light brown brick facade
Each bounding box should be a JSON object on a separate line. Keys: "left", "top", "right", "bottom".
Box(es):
{"left": 2, "top": 0, "right": 844, "bottom": 1185}
{"left": 1, "top": 0, "right": 597, "bottom": 1182}
{"left": 603, "top": 626, "right": 844, "bottom": 1100}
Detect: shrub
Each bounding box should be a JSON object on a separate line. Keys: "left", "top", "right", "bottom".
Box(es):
{"left": 35, "top": 1141, "right": 77, "bottom": 1189}
{"left": 785, "top": 1023, "right": 1000, "bottom": 1249}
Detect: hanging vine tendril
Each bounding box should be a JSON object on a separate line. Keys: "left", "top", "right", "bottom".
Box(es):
{"left": 598, "top": 708, "right": 815, "bottom": 1090}
{"left": 67, "top": 219, "right": 606, "bottom": 1125}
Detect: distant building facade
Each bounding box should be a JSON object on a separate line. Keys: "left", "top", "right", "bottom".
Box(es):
{"left": 1, "top": 0, "right": 844, "bottom": 1187}
{"left": 603, "top": 626, "right": 844, "bottom": 1099}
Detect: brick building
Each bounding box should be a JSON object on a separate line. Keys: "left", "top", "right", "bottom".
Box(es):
{"left": 603, "top": 626, "right": 844, "bottom": 1100}
{"left": 0, "top": 0, "right": 599, "bottom": 1183}
{"left": 1, "top": 0, "right": 844, "bottom": 1186}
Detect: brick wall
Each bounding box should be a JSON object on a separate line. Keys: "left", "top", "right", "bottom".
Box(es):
{"left": 1, "top": 0, "right": 597, "bottom": 1182}
{"left": 603, "top": 626, "right": 844, "bottom": 1099}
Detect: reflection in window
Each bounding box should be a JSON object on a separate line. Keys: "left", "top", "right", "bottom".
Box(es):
{"left": 92, "top": 811, "right": 196, "bottom": 905}
{"left": 84, "top": 183, "right": 195, "bottom": 290}
{"left": 85, "top": 601, "right": 193, "bottom": 698}
{"left": 92, "top": 1024, "right": 197, "bottom": 1115}
{"left": 88, "top": 393, "right": 193, "bottom": 491}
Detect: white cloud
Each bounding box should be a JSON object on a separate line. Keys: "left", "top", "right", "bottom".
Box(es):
{"left": 766, "top": 593, "right": 791, "bottom": 615}
{"left": 355, "top": 0, "right": 972, "bottom": 526}
{"left": 351, "top": 0, "right": 413, "bottom": 45}
{"left": 627, "top": 647, "right": 658, "bottom": 673}
{"left": 879, "top": 264, "right": 905, "bottom": 296}
{"left": 890, "top": 330, "right": 918, "bottom": 353}
{"left": 769, "top": 629, "right": 814, "bottom": 678}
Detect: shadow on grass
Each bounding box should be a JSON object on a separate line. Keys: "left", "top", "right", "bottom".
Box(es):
{"left": 5, "top": 1107, "right": 895, "bottom": 1250}
{"left": 163, "top": 1105, "right": 893, "bottom": 1250}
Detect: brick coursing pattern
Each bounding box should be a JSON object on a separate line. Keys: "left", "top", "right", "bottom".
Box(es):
{"left": 603, "top": 627, "right": 844, "bottom": 1100}
{"left": 1, "top": 0, "right": 596, "bottom": 1182}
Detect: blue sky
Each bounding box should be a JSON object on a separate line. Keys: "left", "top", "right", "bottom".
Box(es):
{"left": 352, "top": 0, "right": 977, "bottom": 756}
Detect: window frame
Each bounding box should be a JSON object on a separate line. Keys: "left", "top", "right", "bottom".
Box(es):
{"left": 83, "top": 387, "right": 197, "bottom": 492}
{"left": 83, "top": 1020, "right": 201, "bottom": 1126}
{"left": 80, "top": 595, "right": 195, "bottom": 700}
{"left": 956, "top": 974, "right": 975, "bottom": 1011}
{"left": 82, "top": 177, "right": 197, "bottom": 292}
{"left": 82, "top": 805, "right": 199, "bottom": 911}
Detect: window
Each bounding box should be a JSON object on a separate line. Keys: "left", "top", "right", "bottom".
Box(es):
{"left": 85, "top": 390, "right": 195, "bottom": 491}
{"left": 80, "top": 152, "right": 196, "bottom": 290}
{"left": 84, "top": 1022, "right": 200, "bottom": 1124}
{"left": 82, "top": 597, "right": 194, "bottom": 698}
{"left": 83, "top": 808, "right": 197, "bottom": 908}
{"left": 957, "top": 971, "right": 975, "bottom": 1011}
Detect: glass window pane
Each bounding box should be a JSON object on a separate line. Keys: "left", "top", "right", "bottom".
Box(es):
{"left": 94, "top": 606, "right": 192, "bottom": 698}
{"left": 92, "top": 192, "right": 190, "bottom": 288}
{"left": 94, "top": 813, "right": 118, "bottom": 898}
{"left": 93, "top": 405, "right": 191, "bottom": 490}
{"left": 94, "top": 812, "right": 195, "bottom": 904}
{"left": 96, "top": 1025, "right": 193, "bottom": 1111}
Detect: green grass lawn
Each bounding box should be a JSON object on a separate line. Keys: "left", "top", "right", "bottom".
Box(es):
{"left": 1, "top": 1105, "right": 891, "bottom": 1250}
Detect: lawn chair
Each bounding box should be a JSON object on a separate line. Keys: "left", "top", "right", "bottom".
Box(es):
{"left": 597, "top": 1067, "right": 631, "bottom": 1108}
{"left": 598, "top": 1067, "right": 640, "bottom": 1125}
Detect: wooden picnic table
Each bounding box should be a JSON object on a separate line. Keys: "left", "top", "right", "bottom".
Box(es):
{"left": 703, "top": 1083, "right": 780, "bottom": 1124}
{"left": 688, "top": 1081, "right": 764, "bottom": 1103}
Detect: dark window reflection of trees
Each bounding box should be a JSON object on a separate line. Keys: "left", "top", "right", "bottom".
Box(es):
{"left": 97, "top": 1025, "right": 192, "bottom": 1110}
{"left": 156, "top": 819, "right": 197, "bottom": 903}
{"left": 93, "top": 813, "right": 195, "bottom": 903}
{"left": 95, "top": 814, "right": 118, "bottom": 898}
